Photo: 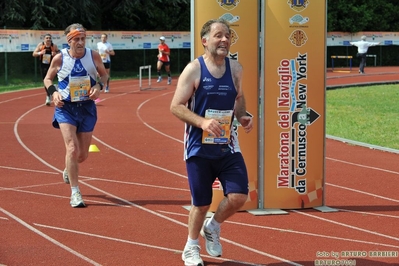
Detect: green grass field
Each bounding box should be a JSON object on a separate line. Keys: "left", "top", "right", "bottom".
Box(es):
{"left": 326, "top": 84, "right": 399, "bottom": 150}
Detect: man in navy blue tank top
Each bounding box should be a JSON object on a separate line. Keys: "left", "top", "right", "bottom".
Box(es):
{"left": 170, "top": 18, "right": 253, "bottom": 266}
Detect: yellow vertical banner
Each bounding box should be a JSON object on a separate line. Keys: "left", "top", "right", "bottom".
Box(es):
{"left": 263, "top": 0, "right": 326, "bottom": 209}
{"left": 192, "top": 0, "right": 259, "bottom": 211}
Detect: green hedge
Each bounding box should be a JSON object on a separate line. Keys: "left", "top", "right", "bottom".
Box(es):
{"left": 0, "top": 49, "right": 191, "bottom": 86}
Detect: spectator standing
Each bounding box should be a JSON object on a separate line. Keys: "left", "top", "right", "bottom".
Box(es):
{"left": 350, "top": 35, "right": 381, "bottom": 74}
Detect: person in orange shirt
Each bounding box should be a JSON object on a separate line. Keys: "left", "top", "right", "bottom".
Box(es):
{"left": 33, "top": 34, "right": 60, "bottom": 105}
{"left": 157, "top": 36, "right": 172, "bottom": 85}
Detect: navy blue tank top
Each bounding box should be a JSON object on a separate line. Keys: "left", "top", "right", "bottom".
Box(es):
{"left": 184, "top": 56, "right": 241, "bottom": 160}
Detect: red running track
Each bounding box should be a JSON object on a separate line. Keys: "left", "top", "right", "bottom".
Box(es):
{"left": 0, "top": 68, "right": 399, "bottom": 266}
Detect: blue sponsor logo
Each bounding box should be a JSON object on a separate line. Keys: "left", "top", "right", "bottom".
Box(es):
{"left": 21, "top": 44, "right": 29, "bottom": 51}
{"left": 143, "top": 43, "right": 151, "bottom": 49}
{"left": 182, "top": 42, "right": 190, "bottom": 48}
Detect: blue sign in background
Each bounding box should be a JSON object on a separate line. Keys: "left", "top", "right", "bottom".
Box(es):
{"left": 21, "top": 44, "right": 29, "bottom": 51}
{"left": 143, "top": 43, "right": 151, "bottom": 49}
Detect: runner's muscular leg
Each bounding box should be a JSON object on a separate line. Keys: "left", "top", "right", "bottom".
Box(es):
{"left": 213, "top": 193, "right": 247, "bottom": 223}
{"left": 157, "top": 61, "right": 163, "bottom": 71}
{"left": 77, "top": 131, "right": 93, "bottom": 164}
{"left": 59, "top": 123, "right": 80, "bottom": 187}
{"left": 188, "top": 205, "right": 210, "bottom": 240}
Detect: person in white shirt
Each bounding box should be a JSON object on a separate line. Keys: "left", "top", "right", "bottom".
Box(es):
{"left": 97, "top": 33, "right": 115, "bottom": 92}
{"left": 350, "top": 35, "right": 381, "bottom": 74}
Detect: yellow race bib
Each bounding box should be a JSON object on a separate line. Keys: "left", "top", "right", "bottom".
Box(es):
{"left": 42, "top": 54, "right": 51, "bottom": 64}
{"left": 69, "top": 76, "right": 91, "bottom": 102}
{"left": 202, "top": 109, "right": 233, "bottom": 144}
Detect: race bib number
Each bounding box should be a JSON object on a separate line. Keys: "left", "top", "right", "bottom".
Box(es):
{"left": 69, "top": 76, "right": 90, "bottom": 102}
{"left": 202, "top": 109, "right": 233, "bottom": 144}
{"left": 100, "top": 53, "right": 107, "bottom": 62}
{"left": 42, "top": 54, "right": 51, "bottom": 64}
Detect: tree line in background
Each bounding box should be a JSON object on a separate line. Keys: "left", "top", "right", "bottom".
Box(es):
{"left": 1, "top": 0, "right": 399, "bottom": 32}
{"left": 0, "top": 0, "right": 190, "bottom": 31}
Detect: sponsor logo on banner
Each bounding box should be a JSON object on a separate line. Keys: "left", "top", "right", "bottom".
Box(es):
{"left": 289, "top": 30, "right": 308, "bottom": 47}
{"left": 287, "top": 0, "right": 309, "bottom": 11}
{"left": 219, "top": 13, "right": 240, "bottom": 24}
{"left": 216, "top": 0, "right": 240, "bottom": 11}
{"left": 289, "top": 14, "right": 309, "bottom": 26}
{"left": 230, "top": 29, "right": 239, "bottom": 46}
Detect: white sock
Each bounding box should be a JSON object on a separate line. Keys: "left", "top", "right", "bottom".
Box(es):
{"left": 71, "top": 186, "right": 79, "bottom": 195}
{"left": 207, "top": 215, "right": 221, "bottom": 230}
{"left": 186, "top": 236, "right": 199, "bottom": 246}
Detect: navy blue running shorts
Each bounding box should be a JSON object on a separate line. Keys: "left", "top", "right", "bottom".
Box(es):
{"left": 52, "top": 100, "right": 97, "bottom": 133}
{"left": 185, "top": 152, "right": 249, "bottom": 206}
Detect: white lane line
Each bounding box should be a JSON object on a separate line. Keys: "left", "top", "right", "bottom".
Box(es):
{"left": 0, "top": 165, "right": 189, "bottom": 192}
{"left": 0, "top": 187, "right": 129, "bottom": 207}
{"left": 34, "top": 223, "right": 265, "bottom": 266}
{"left": 92, "top": 136, "right": 187, "bottom": 179}
{"left": 7, "top": 88, "right": 300, "bottom": 265}
{"left": 326, "top": 183, "right": 399, "bottom": 203}
{"left": 0, "top": 165, "right": 59, "bottom": 175}
{"left": 337, "top": 209, "right": 399, "bottom": 219}
{"left": 7, "top": 83, "right": 397, "bottom": 265}
{"left": 326, "top": 157, "right": 399, "bottom": 176}
{"left": 13, "top": 104, "right": 63, "bottom": 174}
{"left": 293, "top": 210, "right": 399, "bottom": 242}
{"left": 0, "top": 92, "right": 43, "bottom": 104}
{"left": 136, "top": 91, "right": 183, "bottom": 143}
{"left": 0, "top": 207, "right": 101, "bottom": 266}
{"left": 80, "top": 181, "right": 301, "bottom": 265}
{"left": 159, "top": 210, "right": 399, "bottom": 249}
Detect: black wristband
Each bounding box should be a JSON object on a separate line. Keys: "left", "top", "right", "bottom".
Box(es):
{"left": 98, "top": 82, "right": 103, "bottom": 91}
{"left": 47, "top": 85, "right": 57, "bottom": 95}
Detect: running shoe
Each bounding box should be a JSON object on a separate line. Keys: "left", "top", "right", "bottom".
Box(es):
{"left": 70, "top": 192, "right": 86, "bottom": 208}
{"left": 200, "top": 218, "right": 222, "bottom": 257}
{"left": 167, "top": 77, "right": 172, "bottom": 85}
{"left": 104, "top": 86, "right": 109, "bottom": 93}
{"left": 182, "top": 245, "right": 203, "bottom": 266}
{"left": 63, "top": 168, "right": 70, "bottom": 184}
{"left": 157, "top": 77, "right": 162, "bottom": 83}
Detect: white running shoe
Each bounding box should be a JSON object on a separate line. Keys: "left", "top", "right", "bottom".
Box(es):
{"left": 157, "top": 77, "right": 162, "bottom": 83}
{"left": 104, "top": 87, "right": 109, "bottom": 93}
{"left": 182, "top": 245, "right": 203, "bottom": 266}
{"left": 167, "top": 77, "right": 172, "bottom": 85}
{"left": 45, "top": 96, "right": 51, "bottom": 106}
{"left": 70, "top": 192, "right": 86, "bottom": 208}
{"left": 62, "top": 168, "right": 70, "bottom": 184}
{"left": 200, "top": 218, "right": 222, "bottom": 257}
